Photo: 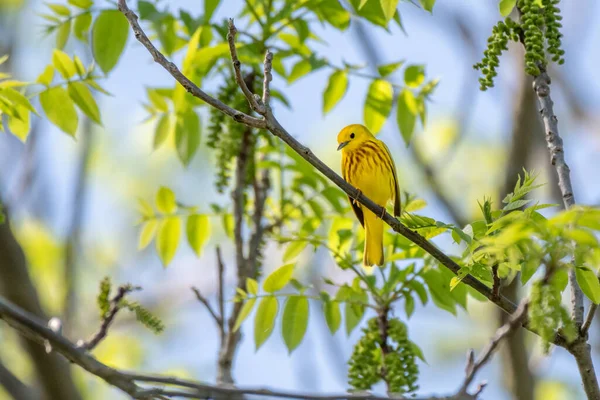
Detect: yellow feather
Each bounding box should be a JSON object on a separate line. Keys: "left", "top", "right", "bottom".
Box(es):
{"left": 337, "top": 124, "right": 400, "bottom": 268}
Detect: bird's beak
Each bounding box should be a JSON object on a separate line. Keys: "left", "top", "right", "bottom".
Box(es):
{"left": 337, "top": 141, "right": 349, "bottom": 151}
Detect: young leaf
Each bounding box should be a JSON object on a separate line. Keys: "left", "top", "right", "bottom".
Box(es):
{"left": 40, "top": 87, "right": 78, "bottom": 136}
{"left": 404, "top": 65, "right": 425, "bottom": 87}
{"left": 56, "top": 20, "right": 71, "bottom": 50}
{"left": 345, "top": 301, "right": 364, "bottom": 335}
{"left": 396, "top": 89, "right": 418, "bottom": 146}
{"left": 68, "top": 82, "right": 101, "bottom": 124}
{"left": 263, "top": 263, "right": 294, "bottom": 293}
{"left": 322, "top": 70, "right": 348, "bottom": 114}
{"left": 364, "top": 79, "right": 393, "bottom": 134}
{"left": 575, "top": 268, "right": 600, "bottom": 304}
{"left": 69, "top": 0, "right": 93, "bottom": 8}
{"left": 246, "top": 278, "right": 259, "bottom": 295}
{"left": 380, "top": 0, "right": 400, "bottom": 23}
{"left": 204, "top": 0, "right": 221, "bottom": 22}
{"left": 156, "top": 187, "right": 177, "bottom": 214}
{"left": 52, "top": 50, "right": 77, "bottom": 79}
{"left": 283, "top": 240, "right": 308, "bottom": 262}
{"left": 186, "top": 214, "right": 211, "bottom": 257}
{"left": 36, "top": 65, "right": 55, "bottom": 86}
{"left": 419, "top": 0, "right": 435, "bottom": 12}
{"left": 74, "top": 12, "right": 92, "bottom": 42}
{"left": 92, "top": 10, "right": 130, "bottom": 74}
{"left": 175, "top": 109, "right": 201, "bottom": 166}
{"left": 499, "top": 0, "right": 516, "bottom": 16}
{"left": 233, "top": 298, "right": 256, "bottom": 332}
{"left": 7, "top": 106, "right": 30, "bottom": 141}
{"left": 139, "top": 220, "right": 158, "bottom": 249}
{"left": 404, "top": 293, "right": 415, "bottom": 318}
{"left": 222, "top": 214, "right": 234, "bottom": 239}
{"left": 281, "top": 296, "right": 309, "bottom": 353}
{"left": 377, "top": 60, "right": 404, "bottom": 77}
{"left": 153, "top": 113, "right": 172, "bottom": 149}
{"left": 323, "top": 300, "right": 341, "bottom": 334}
{"left": 156, "top": 217, "right": 181, "bottom": 266}
{"left": 254, "top": 296, "right": 278, "bottom": 350}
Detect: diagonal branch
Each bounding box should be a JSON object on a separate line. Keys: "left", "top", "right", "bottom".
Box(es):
{"left": 458, "top": 300, "right": 529, "bottom": 395}
{"left": 191, "top": 287, "right": 223, "bottom": 330}
{"left": 0, "top": 296, "right": 476, "bottom": 400}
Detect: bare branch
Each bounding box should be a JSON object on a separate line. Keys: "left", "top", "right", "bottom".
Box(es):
{"left": 191, "top": 287, "right": 223, "bottom": 330}
{"left": 263, "top": 50, "right": 273, "bottom": 107}
{"left": 116, "top": 0, "right": 265, "bottom": 129}
{"left": 0, "top": 296, "right": 477, "bottom": 400}
{"left": 581, "top": 304, "right": 597, "bottom": 337}
{"left": 79, "top": 284, "right": 140, "bottom": 351}
{"left": 458, "top": 301, "right": 529, "bottom": 395}
{"left": 116, "top": 2, "right": 571, "bottom": 348}
{"left": 227, "top": 19, "right": 266, "bottom": 115}
{"left": 216, "top": 246, "right": 226, "bottom": 343}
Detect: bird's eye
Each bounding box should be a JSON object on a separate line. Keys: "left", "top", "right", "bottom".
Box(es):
{"left": 350, "top": 132, "right": 355, "bottom": 139}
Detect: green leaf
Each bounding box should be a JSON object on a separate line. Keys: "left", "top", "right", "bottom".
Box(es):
{"left": 175, "top": 109, "right": 201, "bottom": 166}
{"left": 68, "top": 82, "right": 101, "bottom": 124}
{"left": 409, "top": 280, "right": 428, "bottom": 305}
{"left": 153, "top": 113, "right": 172, "bottom": 149}
{"left": 254, "top": 296, "right": 278, "bottom": 350}
{"left": 283, "top": 240, "right": 308, "bottom": 262}
{"left": 40, "top": 87, "right": 78, "bottom": 136}
{"left": 204, "top": 0, "right": 221, "bottom": 22}
{"left": 147, "top": 88, "right": 169, "bottom": 112}
{"left": 345, "top": 301, "right": 364, "bottom": 335}
{"left": 52, "top": 50, "right": 77, "bottom": 79}
{"left": 139, "top": 220, "right": 158, "bottom": 249}
{"left": 137, "top": 198, "right": 154, "bottom": 218}
{"left": 575, "top": 268, "right": 600, "bottom": 304}
{"left": 156, "top": 217, "right": 181, "bottom": 266}
{"left": 410, "top": 342, "right": 427, "bottom": 363}
{"left": 364, "top": 79, "right": 393, "bottom": 134}
{"left": 246, "top": 278, "right": 259, "bottom": 295}
{"left": 0, "top": 88, "right": 36, "bottom": 114}
{"left": 422, "top": 270, "right": 456, "bottom": 315}
{"left": 156, "top": 186, "right": 177, "bottom": 214}
{"left": 36, "top": 65, "right": 55, "bottom": 86}
{"left": 186, "top": 214, "right": 211, "bottom": 257}
{"left": 47, "top": 3, "right": 71, "bottom": 16}
{"left": 419, "top": 0, "right": 435, "bottom": 12}
{"left": 74, "top": 12, "right": 92, "bottom": 42}
{"left": 287, "top": 59, "right": 311, "bottom": 83}
{"left": 7, "top": 106, "right": 30, "bottom": 141}
{"left": 56, "top": 20, "right": 71, "bottom": 50}
{"left": 233, "top": 298, "right": 256, "bottom": 332}
{"left": 281, "top": 296, "right": 309, "bottom": 353}
{"left": 396, "top": 89, "right": 418, "bottom": 146}
{"left": 380, "top": 0, "right": 400, "bottom": 23}
{"left": 92, "top": 10, "right": 130, "bottom": 74}
{"left": 323, "top": 300, "right": 341, "bottom": 334}
{"left": 404, "top": 293, "right": 415, "bottom": 318}
{"left": 68, "top": 0, "right": 93, "bottom": 8}
{"left": 499, "top": 0, "right": 516, "bottom": 16}
{"left": 323, "top": 70, "right": 348, "bottom": 114}
{"left": 222, "top": 213, "right": 234, "bottom": 239}
{"left": 263, "top": 263, "right": 294, "bottom": 293}
{"left": 377, "top": 60, "right": 404, "bottom": 77}
{"left": 404, "top": 65, "right": 425, "bottom": 87}
{"left": 349, "top": 0, "right": 389, "bottom": 27}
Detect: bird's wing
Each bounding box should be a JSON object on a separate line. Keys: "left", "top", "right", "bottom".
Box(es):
{"left": 381, "top": 141, "right": 401, "bottom": 217}
{"left": 342, "top": 156, "right": 365, "bottom": 227}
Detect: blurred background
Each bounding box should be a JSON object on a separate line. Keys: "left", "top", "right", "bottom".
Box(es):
{"left": 1, "top": 0, "right": 599, "bottom": 399}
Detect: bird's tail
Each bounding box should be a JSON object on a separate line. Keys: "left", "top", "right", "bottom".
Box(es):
{"left": 363, "top": 209, "right": 384, "bottom": 270}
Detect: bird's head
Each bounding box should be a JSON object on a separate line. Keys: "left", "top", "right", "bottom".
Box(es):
{"left": 336, "top": 124, "right": 374, "bottom": 152}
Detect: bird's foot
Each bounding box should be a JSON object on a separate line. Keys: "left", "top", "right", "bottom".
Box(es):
{"left": 352, "top": 189, "right": 362, "bottom": 205}
{"left": 379, "top": 207, "right": 386, "bottom": 219}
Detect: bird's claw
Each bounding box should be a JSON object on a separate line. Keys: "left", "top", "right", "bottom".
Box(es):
{"left": 379, "top": 207, "right": 386, "bottom": 219}
{"left": 352, "top": 189, "right": 362, "bottom": 205}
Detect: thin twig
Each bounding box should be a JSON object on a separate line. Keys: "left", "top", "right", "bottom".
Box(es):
{"left": 458, "top": 301, "right": 529, "bottom": 395}
{"left": 216, "top": 246, "right": 226, "bottom": 342}
{"left": 79, "top": 285, "right": 140, "bottom": 351}
{"left": 581, "top": 304, "right": 597, "bottom": 337}
{"left": 262, "top": 50, "right": 273, "bottom": 107}
{"left": 227, "top": 19, "right": 266, "bottom": 114}
{"left": 191, "top": 287, "right": 223, "bottom": 329}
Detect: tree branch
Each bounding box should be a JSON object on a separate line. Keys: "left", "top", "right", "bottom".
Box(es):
{"left": 581, "top": 304, "right": 597, "bottom": 337}
{"left": 116, "top": 0, "right": 570, "bottom": 348}
{"left": 458, "top": 301, "right": 528, "bottom": 395}
{"left": 79, "top": 284, "right": 140, "bottom": 351}
{"left": 191, "top": 287, "right": 223, "bottom": 331}
{"left": 0, "top": 296, "right": 477, "bottom": 400}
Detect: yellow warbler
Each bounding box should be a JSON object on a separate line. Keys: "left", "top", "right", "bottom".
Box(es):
{"left": 337, "top": 124, "right": 400, "bottom": 267}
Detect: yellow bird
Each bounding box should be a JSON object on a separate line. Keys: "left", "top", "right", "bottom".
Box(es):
{"left": 337, "top": 124, "right": 401, "bottom": 267}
